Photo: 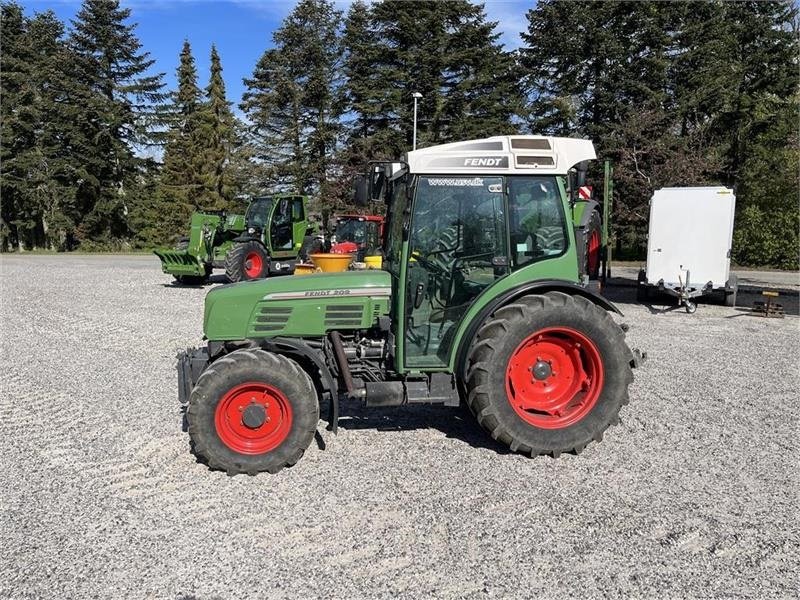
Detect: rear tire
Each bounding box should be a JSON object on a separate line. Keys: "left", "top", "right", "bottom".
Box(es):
{"left": 465, "top": 292, "right": 633, "bottom": 457}
{"left": 187, "top": 349, "right": 319, "bottom": 475}
{"left": 226, "top": 241, "right": 269, "bottom": 282}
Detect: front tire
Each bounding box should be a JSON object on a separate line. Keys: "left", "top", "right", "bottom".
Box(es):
{"left": 187, "top": 349, "right": 319, "bottom": 475}
{"left": 465, "top": 292, "right": 633, "bottom": 457}
{"left": 225, "top": 241, "right": 269, "bottom": 282}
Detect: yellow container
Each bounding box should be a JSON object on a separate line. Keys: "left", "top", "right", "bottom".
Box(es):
{"left": 294, "top": 263, "right": 317, "bottom": 275}
{"left": 309, "top": 253, "right": 354, "bottom": 273}
{"left": 364, "top": 255, "right": 383, "bottom": 269}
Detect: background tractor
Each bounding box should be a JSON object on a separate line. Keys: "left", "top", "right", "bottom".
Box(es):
{"left": 329, "top": 214, "right": 385, "bottom": 260}
{"left": 154, "top": 195, "right": 314, "bottom": 284}
{"left": 177, "top": 136, "right": 644, "bottom": 475}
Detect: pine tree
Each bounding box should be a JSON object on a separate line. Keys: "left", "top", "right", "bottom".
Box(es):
{"left": 194, "top": 44, "right": 237, "bottom": 209}
{"left": 68, "top": 0, "right": 166, "bottom": 244}
{"left": 156, "top": 39, "right": 204, "bottom": 238}
{"left": 242, "top": 0, "right": 344, "bottom": 196}
{"left": 1, "top": 4, "right": 85, "bottom": 250}
{"left": 344, "top": 0, "right": 521, "bottom": 157}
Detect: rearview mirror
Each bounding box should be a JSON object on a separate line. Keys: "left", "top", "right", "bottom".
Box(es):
{"left": 575, "top": 160, "right": 589, "bottom": 188}
{"left": 369, "top": 165, "right": 387, "bottom": 203}
{"left": 353, "top": 175, "right": 368, "bottom": 206}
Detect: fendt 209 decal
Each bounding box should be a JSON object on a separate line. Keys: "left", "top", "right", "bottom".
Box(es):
{"left": 263, "top": 287, "right": 392, "bottom": 300}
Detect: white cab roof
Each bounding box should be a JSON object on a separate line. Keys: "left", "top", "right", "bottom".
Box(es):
{"left": 405, "top": 135, "right": 596, "bottom": 176}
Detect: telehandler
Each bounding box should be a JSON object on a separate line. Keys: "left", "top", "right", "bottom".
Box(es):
{"left": 154, "top": 195, "right": 313, "bottom": 284}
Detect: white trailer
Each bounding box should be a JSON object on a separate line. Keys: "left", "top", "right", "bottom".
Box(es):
{"left": 637, "top": 186, "right": 737, "bottom": 313}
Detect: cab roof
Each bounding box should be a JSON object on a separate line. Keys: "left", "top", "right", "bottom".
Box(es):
{"left": 405, "top": 135, "right": 596, "bottom": 176}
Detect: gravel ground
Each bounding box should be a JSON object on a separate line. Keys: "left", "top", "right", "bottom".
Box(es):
{"left": 1, "top": 255, "right": 798, "bottom": 599}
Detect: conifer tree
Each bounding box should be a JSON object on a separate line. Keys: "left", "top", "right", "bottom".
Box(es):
{"left": 194, "top": 44, "right": 236, "bottom": 209}
{"left": 157, "top": 39, "right": 204, "bottom": 235}
{"left": 1, "top": 4, "right": 85, "bottom": 250}
{"left": 242, "top": 0, "right": 344, "bottom": 195}
{"left": 68, "top": 0, "right": 165, "bottom": 244}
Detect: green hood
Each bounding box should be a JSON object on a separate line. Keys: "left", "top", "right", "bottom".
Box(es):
{"left": 204, "top": 270, "right": 392, "bottom": 341}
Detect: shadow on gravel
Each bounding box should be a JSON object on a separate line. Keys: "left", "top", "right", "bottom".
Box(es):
{"left": 162, "top": 274, "right": 230, "bottom": 288}
{"left": 333, "top": 399, "right": 510, "bottom": 454}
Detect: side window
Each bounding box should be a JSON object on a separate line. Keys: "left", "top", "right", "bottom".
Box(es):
{"left": 507, "top": 176, "right": 567, "bottom": 269}
{"left": 291, "top": 198, "right": 304, "bottom": 222}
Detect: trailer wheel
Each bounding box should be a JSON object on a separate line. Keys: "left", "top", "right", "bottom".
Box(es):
{"left": 225, "top": 241, "right": 269, "bottom": 282}
{"left": 685, "top": 301, "right": 697, "bottom": 314}
{"left": 465, "top": 292, "right": 633, "bottom": 457}
{"left": 584, "top": 210, "right": 602, "bottom": 280}
{"left": 187, "top": 349, "right": 319, "bottom": 475}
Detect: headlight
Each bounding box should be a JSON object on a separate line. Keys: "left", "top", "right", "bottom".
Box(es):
{"left": 248, "top": 227, "right": 256, "bottom": 235}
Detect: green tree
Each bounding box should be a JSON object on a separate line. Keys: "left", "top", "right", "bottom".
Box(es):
{"left": 68, "top": 0, "right": 166, "bottom": 245}
{"left": 363, "top": 0, "right": 522, "bottom": 154}
{"left": 154, "top": 39, "right": 204, "bottom": 240}
{"left": 1, "top": 4, "right": 85, "bottom": 250}
{"left": 242, "top": 0, "right": 344, "bottom": 196}
{"left": 194, "top": 44, "right": 237, "bottom": 210}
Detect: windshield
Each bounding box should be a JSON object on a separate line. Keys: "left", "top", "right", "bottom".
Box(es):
{"left": 335, "top": 219, "right": 366, "bottom": 244}
{"left": 245, "top": 197, "right": 273, "bottom": 230}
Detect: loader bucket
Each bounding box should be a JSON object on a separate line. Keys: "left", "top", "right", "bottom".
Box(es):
{"left": 153, "top": 249, "right": 206, "bottom": 277}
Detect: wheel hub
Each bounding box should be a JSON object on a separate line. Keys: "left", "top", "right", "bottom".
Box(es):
{"left": 531, "top": 360, "right": 552, "bottom": 381}
{"left": 242, "top": 402, "right": 267, "bottom": 429}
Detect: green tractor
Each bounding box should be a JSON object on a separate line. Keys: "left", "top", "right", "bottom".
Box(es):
{"left": 154, "top": 195, "right": 313, "bottom": 284}
{"left": 177, "top": 136, "right": 644, "bottom": 475}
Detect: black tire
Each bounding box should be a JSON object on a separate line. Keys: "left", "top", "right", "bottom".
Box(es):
{"left": 583, "top": 209, "right": 602, "bottom": 280}
{"left": 724, "top": 274, "right": 738, "bottom": 307}
{"left": 187, "top": 349, "right": 319, "bottom": 475}
{"left": 465, "top": 292, "right": 633, "bottom": 457}
{"left": 225, "top": 241, "right": 269, "bottom": 282}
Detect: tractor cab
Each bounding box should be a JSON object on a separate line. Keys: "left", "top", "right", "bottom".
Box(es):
{"left": 359, "top": 136, "right": 599, "bottom": 367}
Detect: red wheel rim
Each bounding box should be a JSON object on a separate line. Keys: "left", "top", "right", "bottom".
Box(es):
{"left": 505, "top": 327, "right": 604, "bottom": 429}
{"left": 214, "top": 382, "right": 292, "bottom": 454}
{"left": 587, "top": 229, "right": 601, "bottom": 275}
{"left": 244, "top": 252, "right": 264, "bottom": 278}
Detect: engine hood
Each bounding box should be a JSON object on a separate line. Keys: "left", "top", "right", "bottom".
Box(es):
{"left": 204, "top": 270, "right": 392, "bottom": 341}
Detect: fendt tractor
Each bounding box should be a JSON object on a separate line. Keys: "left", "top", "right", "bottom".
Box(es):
{"left": 154, "top": 195, "right": 313, "bottom": 284}
{"left": 177, "top": 136, "right": 644, "bottom": 475}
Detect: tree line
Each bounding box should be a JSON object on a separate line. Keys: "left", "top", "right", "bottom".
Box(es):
{"left": 1, "top": 0, "right": 797, "bottom": 268}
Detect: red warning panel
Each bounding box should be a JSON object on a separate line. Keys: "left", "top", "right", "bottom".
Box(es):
{"left": 578, "top": 185, "right": 593, "bottom": 200}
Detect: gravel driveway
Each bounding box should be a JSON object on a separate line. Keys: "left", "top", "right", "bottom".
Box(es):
{"left": 1, "top": 255, "right": 798, "bottom": 599}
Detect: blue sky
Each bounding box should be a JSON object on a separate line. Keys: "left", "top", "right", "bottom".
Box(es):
{"left": 25, "top": 0, "right": 533, "bottom": 107}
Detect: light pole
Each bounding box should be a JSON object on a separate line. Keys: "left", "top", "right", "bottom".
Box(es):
{"left": 412, "top": 92, "right": 422, "bottom": 151}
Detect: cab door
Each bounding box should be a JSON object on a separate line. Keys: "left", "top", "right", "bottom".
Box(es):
{"left": 270, "top": 197, "right": 305, "bottom": 258}
{"left": 403, "top": 176, "right": 508, "bottom": 368}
